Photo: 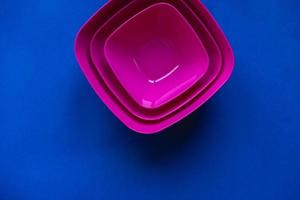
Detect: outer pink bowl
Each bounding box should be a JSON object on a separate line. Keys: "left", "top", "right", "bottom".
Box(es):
{"left": 104, "top": 3, "right": 209, "bottom": 109}
{"left": 89, "top": 0, "right": 222, "bottom": 121}
{"left": 74, "top": 0, "right": 234, "bottom": 134}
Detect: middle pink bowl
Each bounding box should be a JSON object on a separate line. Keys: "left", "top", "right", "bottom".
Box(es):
{"left": 90, "top": 0, "right": 222, "bottom": 120}
{"left": 104, "top": 3, "right": 209, "bottom": 109}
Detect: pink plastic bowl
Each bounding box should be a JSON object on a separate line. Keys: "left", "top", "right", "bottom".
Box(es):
{"left": 90, "top": 0, "right": 221, "bottom": 121}
{"left": 74, "top": 0, "right": 234, "bottom": 134}
{"left": 104, "top": 3, "right": 209, "bottom": 109}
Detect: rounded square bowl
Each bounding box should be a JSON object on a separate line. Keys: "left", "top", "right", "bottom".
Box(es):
{"left": 104, "top": 3, "right": 209, "bottom": 109}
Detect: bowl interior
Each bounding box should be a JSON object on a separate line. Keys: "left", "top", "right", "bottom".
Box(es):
{"left": 104, "top": 3, "right": 209, "bottom": 109}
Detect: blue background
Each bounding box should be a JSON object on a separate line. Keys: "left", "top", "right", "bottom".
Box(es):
{"left": 1, "top": 0, "right": 300, "bottom": 199}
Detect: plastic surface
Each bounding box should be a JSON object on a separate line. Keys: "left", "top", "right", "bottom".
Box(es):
{"left": 90, "top": 0, "right": 222, "bottom": 121}
{"left": 74, "top": 0, "right": 234, "bottom": 134}
{"left": 104, "top": 3, "right": 209, "bottom": 109}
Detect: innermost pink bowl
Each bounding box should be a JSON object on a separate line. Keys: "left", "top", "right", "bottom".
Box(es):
{"left": 104, "top": 3, "right": 209, "bottom": 109}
